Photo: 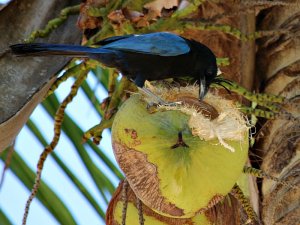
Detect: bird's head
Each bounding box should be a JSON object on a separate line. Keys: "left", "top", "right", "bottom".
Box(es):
{"left": 183, "top": 38, "right": 218, "bottom": 100}
{"left": 188, "top": 40, "right": 218, "bottom": 100}
{"left": 199, "top": 64, "right": 218, "bottom": 100}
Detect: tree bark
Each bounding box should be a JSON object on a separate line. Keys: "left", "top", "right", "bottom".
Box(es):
{"left": 255, "top": 2, "right": 300, "bottom": 225}
{"left": 0, "top": 0, "right": 81, "bottom": 151}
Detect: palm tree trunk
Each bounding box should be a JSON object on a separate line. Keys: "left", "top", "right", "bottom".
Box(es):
{"left": 255, "top": 2, "right": 300, "bottom": 225}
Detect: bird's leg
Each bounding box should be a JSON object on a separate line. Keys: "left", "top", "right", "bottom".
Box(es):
{"left": 134, "top": 75, "right": 180, "bottom": 107}
{"left": 135, "top": 75, "right": 165, "bottom": 105}
{"left": 199, "top": 76, "right": 207, "bottom": 100}
{"left": 138, "top": 87, "right": 166, "bottom": 104}
{"left": 138, "top": 87, "right": 181, "bottom": 110}
{"left": 134, "top": 75, "right": 146, "bottom": 88}
{"left": 139, "top": 87, "right": 172, "bottom": 112}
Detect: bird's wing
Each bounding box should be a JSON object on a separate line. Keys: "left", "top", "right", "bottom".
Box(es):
{"left": 102, "top": 32, "right": 190, "bottom": 56}
{"left": 95, "top": 34, "right": 135, "bottom": 45}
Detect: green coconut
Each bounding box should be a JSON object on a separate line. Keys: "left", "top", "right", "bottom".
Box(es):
{"left": 112, "top": 86, "right": 249, "bottom": 218}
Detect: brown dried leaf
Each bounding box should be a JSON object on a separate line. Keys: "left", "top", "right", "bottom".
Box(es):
{"left": 178, "top": 0, "right": 190, "bottom": 11}
{"left": 78, "top": 4, "right": 102, "bottom": 30}
{"left": 77, "top": 0, "right": 107, "bottom": 30}
{"left": 122, "top": 8, "right": 144, "bottom": 23}
{"left": 144, "top": 0, "right": 178, "bottom": 17}
{"left": 85, "top": 0, "right": 107, "bottom": 7}
{"left": 107, "top": 10, "right": 126, "bottom": 23}
{"left": 136, "top": 18, "right": 149, "bottom": 28}
{"left": 77, "top": 15, "right": 102, "bottom": 30}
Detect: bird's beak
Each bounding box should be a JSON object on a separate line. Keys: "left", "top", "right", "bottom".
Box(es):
{"left": 199, "top": 76, "right": 207, "bottom": 100}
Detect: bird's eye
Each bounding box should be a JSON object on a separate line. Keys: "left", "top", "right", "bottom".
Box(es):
{"left": 206, "top": 67, "right": 217, "bottom": 77}
{"left": 206, "top": 69, "right": 214, "bottom": 76}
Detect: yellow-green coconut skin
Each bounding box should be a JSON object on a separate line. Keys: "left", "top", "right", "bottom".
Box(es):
{"left": 112, "top": 95, "right": 248, "bottom": 218}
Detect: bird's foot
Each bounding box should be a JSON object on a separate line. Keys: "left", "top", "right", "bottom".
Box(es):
{"left": 146, "top": 101, "right": 182, "bottom": 113}
{"left": 139, "top": 87, "right": 184, "bottom": 112}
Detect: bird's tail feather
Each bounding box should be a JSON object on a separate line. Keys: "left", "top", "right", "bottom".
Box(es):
{"left": 10, "top": 43, "right": 108, "bottom": 57}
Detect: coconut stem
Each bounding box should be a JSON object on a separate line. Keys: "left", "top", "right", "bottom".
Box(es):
{"left": 121, "top": 179, "right": 129, "bottom": 225}
{"left": 243, "top": 166, "right": 297, "bottom": 189}
{"left": 171, "top": 131, "right": 189, "bottom": 149}
{"left": 231, "top": 184, "right": 260, "bottom": 224}
{"left": 136, "top": 197, "right": 145, "bottom": 225}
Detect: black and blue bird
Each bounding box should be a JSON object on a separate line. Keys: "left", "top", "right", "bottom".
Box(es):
{"left": 10, "top": 32, "right": 218, "bottom": 99}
